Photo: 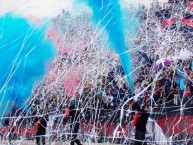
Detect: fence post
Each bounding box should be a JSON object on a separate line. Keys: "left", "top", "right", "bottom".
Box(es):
{"left": 181, "top": 104, "right": 186, "bottom": 141}
{"left": 152, "top": 121, "right": 155, "bottom": 143}
{"left": 128, "top": 116, "right": 132, "bottom": 139}
{"left": 182, "top": 116, "right": 186, "bottom": 140}
{"left": 166, "top": 119, "right": 170, "bottom": 138}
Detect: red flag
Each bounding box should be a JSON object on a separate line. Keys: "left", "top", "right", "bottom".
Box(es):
{"left": 182, "top": 18, "right": 193, "bottom": 28}
{"left": 35, "top": 119, "right": 41, "bottom": 131}
{"left": 65, "top": 108, "right": 70, "bottom": 118}
{"left": 132, "top": 111, "right": 139, "bottom": 126}
{"left": 162, "top": 17, "right": 175, "bottom": 28}
{"left": 189, "top": 2, "right": 193, "bottom": 9}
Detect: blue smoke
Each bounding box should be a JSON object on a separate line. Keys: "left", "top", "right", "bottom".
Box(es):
{"left": 0, "top": 14, "right": 56, "bottom": 117}
{"left": 82, "top": 0, "right": 138, "bottom": 92}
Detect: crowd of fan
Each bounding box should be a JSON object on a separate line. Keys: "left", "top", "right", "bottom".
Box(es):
{"left": 3, "top": 3, "right": 193, "bottom": 145}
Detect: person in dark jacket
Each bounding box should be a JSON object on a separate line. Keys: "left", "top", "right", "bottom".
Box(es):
{"left": 36, "top": 115, "right": 48, "bottom": 145}
{"left": 134, "top": 104, "right": 150, "bottom": 145}
{"left": 8, "top": 119, "right": 15, "bottom": 145}
{"left": 69, "top": 101, "right": 83, "bottom": 145}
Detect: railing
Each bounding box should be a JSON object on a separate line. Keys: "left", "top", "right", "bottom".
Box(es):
{"left": 1, "top": 109, "right": 193, "bottom": 144}
{"left": 147, "top": 118, "right": 167, "bottom": 145}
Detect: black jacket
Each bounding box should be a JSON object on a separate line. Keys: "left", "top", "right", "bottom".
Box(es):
{"left": 37, "top": 117, "right": 48, "bottom": 135}
{"left": 69, "top": 105, "right": 81, "bottom": 123}
{"left": 136, "top": 109, "right": 150, "bottom": 132}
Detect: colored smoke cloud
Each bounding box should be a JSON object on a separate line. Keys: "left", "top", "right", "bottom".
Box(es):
{"left": 81, "top": 0, "right": 139, "bottom": 91}
{"left": 0, "top": 14, "right": 56, "bottom": 117}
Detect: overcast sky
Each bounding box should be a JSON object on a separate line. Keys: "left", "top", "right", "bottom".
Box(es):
{"left": 0, "top": 0, "right": 168, "bottom": 19}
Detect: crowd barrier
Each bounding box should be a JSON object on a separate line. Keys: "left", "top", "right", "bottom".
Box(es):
{"left": 157, "top": 115, "right": 193, "bottom": 136}
{"left": 0, "top": 115, "right": 192, "bottom": 144}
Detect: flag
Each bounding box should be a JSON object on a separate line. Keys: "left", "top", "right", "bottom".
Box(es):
{"left": 35, "top": 119, "right": 41, "bottom": 131}
{"left": 132, "top": 111, "right": 139, "bottom": 126}
{"left": 181, "top": 13, "right": 193, "bottom": 32}
{"left": 180, "top": 12, "right": 193, "bottom": 39}
{"left": 154, "top": 59, "right": 172, "bottom": 69}
{"left": 155, "top": 9, "right": 176, "bottom": 29}
{"left": 189, "top": 1, "right": 193, "bottom": 9}
{"left": 65, "top": 108, "right": 70, "bottom": 118}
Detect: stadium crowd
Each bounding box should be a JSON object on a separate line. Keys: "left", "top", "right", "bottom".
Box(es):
{"left": 2, "top": 0, "right": 193, "bottom": 145}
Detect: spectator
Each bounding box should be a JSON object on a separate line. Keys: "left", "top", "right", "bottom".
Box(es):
{"left": 69, "top": 100, "right": 83, "bottom": 145}
{"left": 35, "top": 115, "right": 48, "bottom": 145}
{"left": 134, "top": 104, "right": 150, "bottom": 145}
{"left": 8, "top": 119, "right": 15, "bottom": 145}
